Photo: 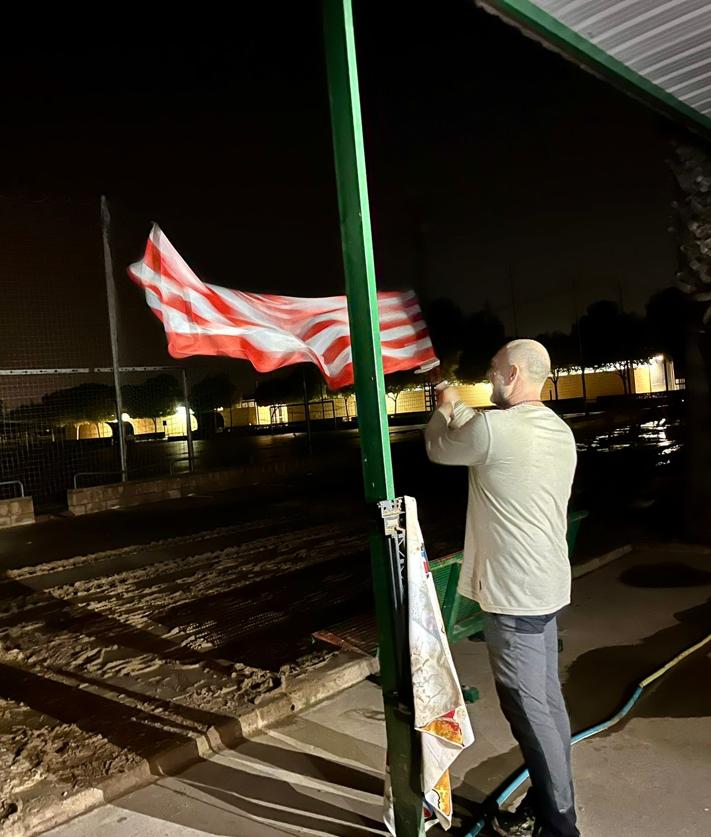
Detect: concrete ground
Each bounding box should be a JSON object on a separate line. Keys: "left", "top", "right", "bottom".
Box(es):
{"left": 46, "top": 545, "right": 711, "bottom": 837}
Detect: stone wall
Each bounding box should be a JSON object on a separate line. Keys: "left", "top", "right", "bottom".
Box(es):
{"left": 0, "top": 496, "right": 35, "bottom": 528}
{"left": 67, "top": 460, "right": 319, "bottom": 516}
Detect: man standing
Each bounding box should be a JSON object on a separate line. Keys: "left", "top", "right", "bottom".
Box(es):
{"left": 425, "top": 339, "right": 579, "bottom": 837}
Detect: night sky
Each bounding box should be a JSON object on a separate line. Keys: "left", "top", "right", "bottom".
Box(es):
{"left": 0, "top": 1, "right": 680, "bottom": 391}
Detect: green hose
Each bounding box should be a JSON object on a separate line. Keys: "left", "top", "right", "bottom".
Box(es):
{"left": 465, "top": 632, "right": 711, "bottom": 836}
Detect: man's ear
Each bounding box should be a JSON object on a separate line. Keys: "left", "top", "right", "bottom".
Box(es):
{"left": 509, "top": 364, "right": 519, "bottom": 383}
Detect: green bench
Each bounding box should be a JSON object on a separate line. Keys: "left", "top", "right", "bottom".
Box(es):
{"left": 432, "top": 510, "right": 589, "bottom": 644}
{"left": 312, "top": 510, "right": 588, "bottom": 692}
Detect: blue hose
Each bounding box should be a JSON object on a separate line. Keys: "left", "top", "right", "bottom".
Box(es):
{"left": 464, "top": 633, "right": 711, "bottom": 836}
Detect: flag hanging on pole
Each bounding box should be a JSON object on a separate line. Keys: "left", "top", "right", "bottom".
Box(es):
{"left": 384, "top": 496, "right": 475, "bottom": 834}
{"left": 128, "top": 225, "right": 438, "bottom": 390}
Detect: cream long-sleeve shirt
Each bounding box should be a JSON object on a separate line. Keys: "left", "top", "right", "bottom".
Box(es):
{"left": 425, "top": 403, "right": 577, "bottom": 615}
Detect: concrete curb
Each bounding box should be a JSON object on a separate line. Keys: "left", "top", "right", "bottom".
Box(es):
{"left": 0, "top": 495, "right": 35, "bottom": 529}
{"left": 9, "top": 652, "right": 378, "bottom": 837}
{"left": 572, "top": 544, "right": 633, "bottom": 580}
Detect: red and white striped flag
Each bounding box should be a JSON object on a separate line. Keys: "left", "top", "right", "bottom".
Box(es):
{"left": 128, "top": 225, "right": 438, "bottom": 390}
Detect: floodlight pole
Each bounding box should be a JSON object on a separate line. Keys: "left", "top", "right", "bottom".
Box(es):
{"left": 101, "top": 196, "right": 128, "bottom": 481}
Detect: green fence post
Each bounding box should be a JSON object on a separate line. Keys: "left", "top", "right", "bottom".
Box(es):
{"left": 322, "top": 1, "right": 424, "bottom": 834}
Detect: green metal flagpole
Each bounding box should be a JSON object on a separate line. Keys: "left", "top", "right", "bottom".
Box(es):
{"left": 322, "top": 2, "right": 424, "bottom": 835}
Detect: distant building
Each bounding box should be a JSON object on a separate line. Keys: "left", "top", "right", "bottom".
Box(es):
{"left": 70, "top": 410, "right": 198, "bottom": 440}
{"left": 64, "top": 356, "right": 678, "bottom": 436}
{"left": 222, "top": 356, "right": 679, "bottom": 426}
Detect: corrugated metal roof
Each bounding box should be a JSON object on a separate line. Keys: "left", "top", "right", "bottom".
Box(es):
{"left": 478, "top": 0, "right": 711, "bottom": 136}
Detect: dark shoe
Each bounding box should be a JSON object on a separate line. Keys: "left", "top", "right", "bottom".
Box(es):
{"left": 490, "top": 805, "right": 535, "bottom": 836}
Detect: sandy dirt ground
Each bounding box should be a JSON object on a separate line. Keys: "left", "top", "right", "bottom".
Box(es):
{"left": 0, "top": 504, "right": 366, "bottom": 830}
{"left": 0, "top": 476, "right": 465, "bottom": 834}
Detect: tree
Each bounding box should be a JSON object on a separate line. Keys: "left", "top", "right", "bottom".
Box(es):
{"left": 645, "top": 287, "right": 687, "bottom": 379}
{"left": 668, "top": 140, "right": 711, "bottom": 542}
{"left": 537, "top": 331, "right": 578, "bottom": 399}
{"left": 384, "top": 370, "right": 420, "bottom": 414}
{"left": 7, "top": 402, "right": 51, "bottom": 428}
{"left": 190, "top": 374, "right": 238, "bottom": 412}
{"left": 422, "top": 297, "right": 464, "bottom": 378}
{"left": 122, "top": 374, "right": 181, "bottom": 432}
{"left": 254, "top": 365, "right": 321, "bottom": 407}
{"left": 190, "top": 374, "right": 238, "bottom": 437}
{"left": 41, "top": 383, "right": 116, "bottom": 436}
{"left": 456, "top": 307, "right": 507, "bottom": 383}
{"left": 576, "top": 301, "right": 648, "bottom": 394}
{"left": 337, "top": 384, "right": 356, "bottom": 419}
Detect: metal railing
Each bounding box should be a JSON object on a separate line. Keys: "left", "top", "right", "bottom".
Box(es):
{"left": 0, "top": 479, "right": 25, "bottom": 498}
{"left": 169, "top": 456, "right": 194, "bottom": 476}
{"left": 73, "top": 470, "right": 123, "bottom": 490}
{"left": 74, "top": 457, "right": 196, "bottom": 489}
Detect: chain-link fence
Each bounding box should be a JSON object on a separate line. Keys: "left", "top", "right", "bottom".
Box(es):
{"left": 0, "top": 195, "right": 206, "bottom": 511}
{"left": 0, "top": 190, "right": 317, "bottom": 511}
{"left": 1, "top": 369, "right": 112, "bottom": 506}
{"left": 0, "top": 367, "right": 195, "bottom": 509}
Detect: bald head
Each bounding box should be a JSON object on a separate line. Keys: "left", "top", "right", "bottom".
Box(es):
{"left": 503, "top": 339, "right": 551, "bottom": 385}
{"left": 488, "top": 339, "right": 551, "bottom": 407}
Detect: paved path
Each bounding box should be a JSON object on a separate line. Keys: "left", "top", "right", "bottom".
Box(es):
{"left": 47, "top": 545, "right": 711, "bottom": 836}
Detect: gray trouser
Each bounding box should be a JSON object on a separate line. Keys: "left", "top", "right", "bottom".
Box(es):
{"left": 484, "top": 612, "right": 580, "bottom": 837}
